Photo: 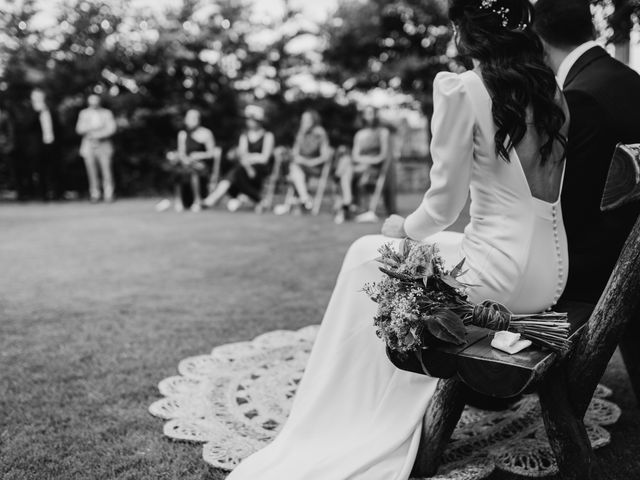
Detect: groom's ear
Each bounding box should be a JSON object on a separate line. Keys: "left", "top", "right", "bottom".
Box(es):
{"left": 540, "top": 37, "right": 564, "bottom": 74}
{"left": 538, "top": 39, "right": 559, "bottom": 74}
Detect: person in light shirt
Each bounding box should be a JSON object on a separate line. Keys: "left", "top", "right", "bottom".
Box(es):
{"left": 76, "top": 94, "right": 117, "bottom": 202}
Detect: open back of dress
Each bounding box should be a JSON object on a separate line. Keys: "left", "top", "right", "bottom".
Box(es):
{"left": 513, "top": 89, "right": 569, "bottom": 205}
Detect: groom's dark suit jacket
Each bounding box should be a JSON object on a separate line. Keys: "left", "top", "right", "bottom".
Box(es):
{"left": 561, "top": 46, "right": 640, "bottom": 304}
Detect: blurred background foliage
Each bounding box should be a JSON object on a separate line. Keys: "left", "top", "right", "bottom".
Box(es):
{"left": 0, "top": 0, "right": 636, "bottom": 195}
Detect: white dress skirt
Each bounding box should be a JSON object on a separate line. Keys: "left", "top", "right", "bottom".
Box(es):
{"left": 227, "top": 71, "right": 569, "bottom": 480}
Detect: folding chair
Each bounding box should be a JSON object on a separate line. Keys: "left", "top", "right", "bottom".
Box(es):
{"left": 207, "top": 146, "right": 223, "bottom": 192}
{"left": 365, "top": 153, "right": 396, "bottom": 216}
{"left": 274, "top": 147, "right": 335, "bottom": 215}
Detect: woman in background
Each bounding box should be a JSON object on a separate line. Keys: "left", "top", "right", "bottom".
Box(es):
{"left": 76, "top": 94, "right": 117, "bottom": 202}
{"left": 334, "top": 106, "right": 390, "bottom": 223}
{"left": 204, "top": 105, "right": 274, "bottom": 212}
{"left": 158, "top": 109, "right": 216, "bottom": 212}
{"left": 287, "top": 109, "right": 332, "bottom": 211}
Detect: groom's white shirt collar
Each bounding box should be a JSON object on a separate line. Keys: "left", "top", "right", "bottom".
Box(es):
{"left": 556, "top": 40, "right": 600, "bottom": 87}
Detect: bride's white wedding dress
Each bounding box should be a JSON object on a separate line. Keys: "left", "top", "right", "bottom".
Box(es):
{"left": 227, "top": 71, "right": 569, "bottom": 479}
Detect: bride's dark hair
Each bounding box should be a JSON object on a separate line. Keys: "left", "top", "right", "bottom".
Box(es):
{"left": 449, "top": 0, "right": 566, "bottom": 163}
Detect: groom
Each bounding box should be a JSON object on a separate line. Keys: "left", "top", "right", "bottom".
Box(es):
{"left": 534, "top": 0, "right": 640, "bottom": 305}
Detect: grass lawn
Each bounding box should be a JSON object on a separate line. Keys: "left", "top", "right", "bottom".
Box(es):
{"left": 1, "top": 197, "right": 638, "bottom": 480}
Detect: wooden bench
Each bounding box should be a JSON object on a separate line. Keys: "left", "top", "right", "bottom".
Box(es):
{"left": 400, "top": 146, "right": 640, "bottom": 480}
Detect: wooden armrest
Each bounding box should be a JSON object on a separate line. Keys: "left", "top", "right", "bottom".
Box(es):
{"left": 389, "top": 301, "right": 594, "bottom": 398}
{"left": 601, "top": 143, "right": 640, "bottom": 211}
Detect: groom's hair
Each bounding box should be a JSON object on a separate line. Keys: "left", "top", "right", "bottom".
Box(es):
{"left": 534, "top": 0, "right": 595, "bottom": 48}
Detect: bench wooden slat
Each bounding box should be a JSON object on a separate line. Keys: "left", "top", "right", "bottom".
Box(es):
{"left": 387, "top": 301, "right": 594, "bottom": 398}
{"left": 450, "top": 301, "right": 594, "bottom": 397}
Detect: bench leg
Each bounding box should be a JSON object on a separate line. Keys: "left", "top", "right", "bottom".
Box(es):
{"left": 411, "top": 378, "right": 465, "bottom": 478}
{"left": 619, "top": 320, "right": 640, "bottom": 407}
{"left": 538, "top": 369, "right": 596, "bottom": 480}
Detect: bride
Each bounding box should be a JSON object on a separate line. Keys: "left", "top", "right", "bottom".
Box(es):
{"left": 228, "top": 0, "right": 569, "bottom": 478}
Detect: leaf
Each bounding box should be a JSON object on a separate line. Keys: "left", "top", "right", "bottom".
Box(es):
{"left": 424, "top": 260, "right": 434, "bottom": 278}
{"left": 440, "top": 274, "right": 467, "bottom": 291}
{"left": 403, "top": 331, "right": 417, "bottom": 349}
{"left": 450, "top": 258, "right": 466, "bottom": 278}
{"left": 376, "top": 256, "right": 399, "bottom": 268}
{"left": 379, "top": 267, "right": 419, "bottom": 282}
{"left": 425, "top": 310, "right": 467, "bottom": 345}
{"left": 421, "top": 260, "right": 434, "bottom": 287}
{"left": 400, "top": 238, "right": 412, "bottom": 259}
{"left": 420, "top": 328, "right": 438, "bottom": 347}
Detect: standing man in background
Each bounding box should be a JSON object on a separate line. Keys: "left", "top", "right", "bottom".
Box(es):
{"left": 0, "top": 100, "right": 16, "bottom": 196}
{"left": 76, "top": 94, "right": 117, "bottom": 202}
{"left": 25, "top": 88, "right": 62, "bottom": 201}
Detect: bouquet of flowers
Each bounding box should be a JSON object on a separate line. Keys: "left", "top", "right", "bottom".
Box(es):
{"left": 363, "top": 239, "right": 571, "bottom": 356}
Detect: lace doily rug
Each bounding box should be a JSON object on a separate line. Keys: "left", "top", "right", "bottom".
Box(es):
{"left": 149, "top": 325, "right": 621, "bottom": 479}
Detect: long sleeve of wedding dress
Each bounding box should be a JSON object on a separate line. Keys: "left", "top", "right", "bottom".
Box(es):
{"left": 404, "top": 73, "right": 474, "bottom": 241}
{"left": 227, "top": 71, "right": 568, "bottom": 480}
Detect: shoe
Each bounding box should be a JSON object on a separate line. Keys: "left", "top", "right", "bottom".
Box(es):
{"left": 190, "top": 203, "right": 202, "bottom": 212}
{"left": 203, "top": 195, "right": 216, "bottom": 208}
{"left": 334, "top": 203, "right": 354, "bottom": 224}
{"left": 355, "top": 211, "right": 379, "bottom": 223}
{"left": 227, "top": 198, "right": 242, "bottom": 212}
{"left": 175, "top": 202, "right": 185, "bottom": 212}
{"left": 155, "top": 199, "right": 172, "bottom": 212}
{"left": 274, "top": 203, "right": 290, "bottom": 216}
{"left": 302, "top": 199, "right": 314, "bottom": 212}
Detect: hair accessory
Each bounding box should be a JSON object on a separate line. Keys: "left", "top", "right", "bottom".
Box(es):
{"left": 480, "top": 0, "right": 511, "bottom": 28}
{"left": 512, "top": 6, "right": 532, "bottom": 32}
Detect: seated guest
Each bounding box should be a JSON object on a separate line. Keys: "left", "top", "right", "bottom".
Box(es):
{"left": 75, "top": 94, "right": 117, "bottom": 202}
{"left": 334, "top": 106, "right": 390, "bottom": 224}
{"left": 287, "top": 109, "right": 333, "bottom": 211}
{"left": 204, "top": 105, "right": 274, "bottom": 211}
{"left": 159, "top": 109, "right": 216, "bottom": 212}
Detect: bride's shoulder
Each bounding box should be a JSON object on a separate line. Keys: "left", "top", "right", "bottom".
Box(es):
{"left": 434, "top": 71, "right": 479, "bottom": 93}
{"left": 433, "top": 71, "right": 477, "bottom": 110}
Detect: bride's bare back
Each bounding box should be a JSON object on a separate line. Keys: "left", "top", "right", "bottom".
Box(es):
{"left": 515, "top": 94, "right": 569, "bottom": 204}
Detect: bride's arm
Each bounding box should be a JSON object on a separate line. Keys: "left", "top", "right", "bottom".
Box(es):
{"left": 403, "top": 73, "right": 474, "bottom": 241}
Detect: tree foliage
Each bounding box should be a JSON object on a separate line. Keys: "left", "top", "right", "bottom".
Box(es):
{"left": 323, "top": 0, "right": 453, "bottom": 113}
{"left": 592, "top": 0, "right": 639, "bottom": 44}
{"left": 0, "top": 0, "right": 449, "bottom": 194}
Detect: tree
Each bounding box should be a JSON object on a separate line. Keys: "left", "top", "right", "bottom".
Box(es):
{"left": 592, "top": 0, "right": 639, "bottom": 63}
{"left": 0, "top": 0, "right": 258, "bottom": 194}
{"left": 322, "top": 0, "right": 452, "bottom": 114}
